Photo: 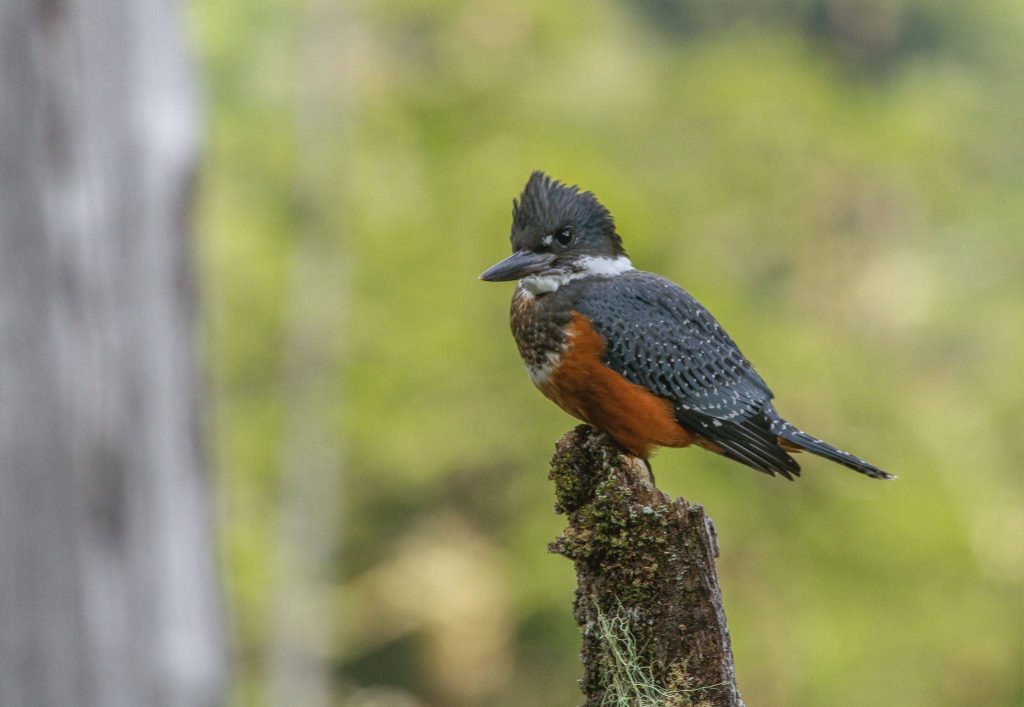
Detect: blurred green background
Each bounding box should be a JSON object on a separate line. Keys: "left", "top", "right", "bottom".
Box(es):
{"left": 190, "top": 1, "right": 1024, "bottom": 704}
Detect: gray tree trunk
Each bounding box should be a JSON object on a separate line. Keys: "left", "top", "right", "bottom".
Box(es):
{"left": 550, "top": 426, "right": 743, "bottom": 707}
{"left": 0, "top": 1, "right": 226, "bottom": 706}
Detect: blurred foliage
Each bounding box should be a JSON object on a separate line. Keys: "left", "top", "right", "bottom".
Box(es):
{"left": 190, "top": 0, "right": 1024, "bottom": 704}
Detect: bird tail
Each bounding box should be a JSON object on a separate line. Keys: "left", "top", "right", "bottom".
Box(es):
{"left": 769, "top": 415, "right": 894, "bottom": 480}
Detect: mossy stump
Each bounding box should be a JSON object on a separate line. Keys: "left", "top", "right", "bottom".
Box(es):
{"left": 549, "top": 425, "right": 743, "bottom": 707}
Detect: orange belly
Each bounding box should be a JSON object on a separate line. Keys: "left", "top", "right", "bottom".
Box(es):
{"left": 538, "top": 312, "right": 694, "bottom": 459}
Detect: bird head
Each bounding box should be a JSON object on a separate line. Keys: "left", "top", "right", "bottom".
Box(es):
{"left": 479, "top": 172, "right": 631, "bottom": 293}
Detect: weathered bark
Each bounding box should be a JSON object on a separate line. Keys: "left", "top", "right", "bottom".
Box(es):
{"left": 0, "top": 1, "right": 225, "bottom": 706}
{"left": 549, "top": 426, "right": 743, "bottom": 707}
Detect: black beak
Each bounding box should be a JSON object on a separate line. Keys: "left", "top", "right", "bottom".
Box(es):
{"left": 479, "top": 250, "right": 556, "bottom": 282}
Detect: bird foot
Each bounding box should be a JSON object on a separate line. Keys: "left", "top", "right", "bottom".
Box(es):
{"left": 643, "top": 457, "right": 656, "bottom": 486}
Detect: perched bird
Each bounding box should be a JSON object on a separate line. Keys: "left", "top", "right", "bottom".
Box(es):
{"left": 480, "top": 172, "right": 892, "bottom": 480}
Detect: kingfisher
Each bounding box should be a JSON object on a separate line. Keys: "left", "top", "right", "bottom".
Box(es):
{"left": 480, "top": 171, "right": 892, "bottom": 480}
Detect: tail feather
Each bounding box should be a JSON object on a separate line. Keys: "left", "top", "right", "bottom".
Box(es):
{"left": 678, "top": 409, "right": 802, "bottom": 479}
{"left": 769, "top": 416, "right": 894, "bottom": 480}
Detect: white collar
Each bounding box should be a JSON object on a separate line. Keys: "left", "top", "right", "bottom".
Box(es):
{"left": 520, "top": 255, "right": 634, "bottom": 296}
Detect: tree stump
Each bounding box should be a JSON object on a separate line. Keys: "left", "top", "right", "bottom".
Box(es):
{"left": 549, "top": 426, "right": 743, "bottom": 707}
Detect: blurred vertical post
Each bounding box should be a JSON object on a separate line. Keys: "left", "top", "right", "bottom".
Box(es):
{"left": 0, "top": 1, "right": 225, "bottom": 706}
{"left": 264, "top": 1, "right": 352, "bottom": 704}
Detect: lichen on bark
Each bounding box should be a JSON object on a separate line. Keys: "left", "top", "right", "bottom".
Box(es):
{"left": 549, "top": 425, "right": 743, "bottom": 707}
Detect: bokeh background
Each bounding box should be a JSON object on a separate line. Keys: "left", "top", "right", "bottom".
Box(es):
{"left": 191, "top": 1, "right": 1023, "bottom": 705}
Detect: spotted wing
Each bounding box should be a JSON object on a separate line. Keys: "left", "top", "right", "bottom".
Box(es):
{"left": 574, "top": 272, "right": 800, "bottom": 477}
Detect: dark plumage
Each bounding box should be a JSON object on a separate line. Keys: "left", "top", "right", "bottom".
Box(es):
{"left": 512, "top": 172, "right": 625, "bottom": 258}
{"left": 481, "top": 172, "right": 893, "bottom": 481}
{"left": 573, "top": 272, "right": 890, "bottom": 479}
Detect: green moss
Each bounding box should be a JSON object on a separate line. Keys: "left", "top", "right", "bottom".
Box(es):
{"left": 563, "top": 465, "right": 680, "bottom": 606}
{"left": 592, "top": 601, "right": 725, "bottom": 707}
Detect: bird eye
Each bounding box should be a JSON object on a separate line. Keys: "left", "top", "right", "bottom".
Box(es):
{"left": 556, "top": 228, "right": 574, "bottom": 246}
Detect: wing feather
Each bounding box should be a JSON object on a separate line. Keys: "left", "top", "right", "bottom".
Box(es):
{"left": 574, "top": 272, "right": 799, "bottom": 477}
